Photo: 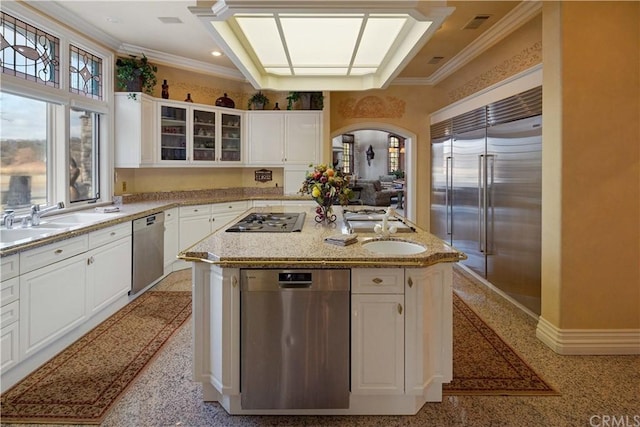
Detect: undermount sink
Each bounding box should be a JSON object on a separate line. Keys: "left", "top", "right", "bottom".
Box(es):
{"left": 44, "top": 212, "right": 120, "bottom": 225}
{"left": 362, "top": 239, "right": 426, "bottom": 255}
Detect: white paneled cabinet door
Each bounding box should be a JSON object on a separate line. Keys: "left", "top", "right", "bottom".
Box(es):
{"left": 87, "top": 236, "right": 132, "bottom": 316}
{"left": 20, "top": 256, "right": 87, "bottom": 359}
{"left": 284, "top": 112, "right": 320, "bottom": 164}
{"left": 164, "top": 208, "right": 179, "bottom": 271}
{"left": 351, "top": 294, "right": 405, "bottom": 395}
{"left": 246, "top": 112, "right": 284, "bottom": 165}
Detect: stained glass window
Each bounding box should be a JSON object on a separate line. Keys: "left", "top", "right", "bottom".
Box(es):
{"left": 0, "top": 12, "right": 60, "bottom": 87}
{"left": 69, "top": 44, "right": 102, "bottom": 99}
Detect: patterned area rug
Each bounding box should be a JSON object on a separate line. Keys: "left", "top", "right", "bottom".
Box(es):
{"left": 0, "top": 289, "right": 192, "bottom": 425}
{"left": 444, "top": 292, "right": 558, "bottom": 396}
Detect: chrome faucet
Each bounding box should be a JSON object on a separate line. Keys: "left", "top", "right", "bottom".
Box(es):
{"left": 374, "top": 207, "right": 398, "bottom": 238}
{"left": 30, "top": 201, "right": 65, "bottom": 226}
{"left": 2, "top": 210, "right": 15, "bottom": 229}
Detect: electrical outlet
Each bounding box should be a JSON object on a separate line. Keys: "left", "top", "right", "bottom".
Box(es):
{"left": 122, "top": 181, "right": 127, "bottom": 192}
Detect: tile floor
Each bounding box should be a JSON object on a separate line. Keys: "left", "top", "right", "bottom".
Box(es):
{"left": 4, "top": 268, "right": 639, "bottom": 427}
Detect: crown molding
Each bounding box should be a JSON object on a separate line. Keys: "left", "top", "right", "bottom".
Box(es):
{"left": 117, "top": 43, "right": 247, "bottom": 82}
{"left": 19, "top": 0, "right": 122, "bottom": 50}
{"left": 392, "top": 0, "right": 542, "bottom": 86}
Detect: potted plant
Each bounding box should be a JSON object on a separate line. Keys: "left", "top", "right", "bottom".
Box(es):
{"left": 116, "top": 54, "right": 158, "bottom": 95}
{"left": 248, "top": 91, "right": 269, "bottom": 110}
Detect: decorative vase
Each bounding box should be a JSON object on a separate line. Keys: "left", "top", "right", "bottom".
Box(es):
{"left": 185, "top": 93, "right": 193, "bottom": 103}
{"left": 215, "top": 93, "right": 235, "bottom": 108}
{"left": 161, "top": 79, "right": 169, "bottom": 99}
{"left": 315, "top": 200, "right": 336, "bottom": 223}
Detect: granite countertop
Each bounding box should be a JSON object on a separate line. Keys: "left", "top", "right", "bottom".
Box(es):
{"left": 0, "top": 190, "right": 309, "bottom": 256}
{"left": 179, "top": 205, "right": 464, "bottom": 268}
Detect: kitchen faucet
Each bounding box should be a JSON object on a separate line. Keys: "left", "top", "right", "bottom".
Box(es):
{"left": 1, "top": 202, "right": 64, "bottom": 229}
{"left": 374, "top": 206, "right": 398, "bottom": 238}
{"left": 30, "top": 201, "right": 65, "bottom": 226}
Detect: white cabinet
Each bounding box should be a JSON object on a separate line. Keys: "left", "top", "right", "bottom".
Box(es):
{"left": 179, "top": 202, "right": 248, "bottom": 251}
{"left": 86, "top": 223, "right": 132, "bottom": 316}
{"left": 246, "top": 111, "right": 321, "bottom": 166}
{"left": 114, "top": 93, "right": 155, "bottom": 167}
{"left": 115, "top": 94, "right": 243, "bottom": 167}
{"left": 163, "top": 207, "right": 179, "bottom": 272}
{"left": 179, "top": 204, "right": 213, "bottom": 251}
{"left": 1, "top": 254, "right": 20, "bottom": 372}
{"left": 158, "top": 101, "right": 243, "bottom": 165}
{"left": 20, "top": 251, "right": 87, "bottom": 359}
{"left": 351, "top": 268, "right": 405, "bottom": 395}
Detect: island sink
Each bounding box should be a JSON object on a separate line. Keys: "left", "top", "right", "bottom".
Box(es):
{"left": 362, "top": 239, "right": 426, "bottom": 255}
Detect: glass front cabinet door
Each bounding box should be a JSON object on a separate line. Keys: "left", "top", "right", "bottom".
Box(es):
{"left": 192, "top": 108, "right": 216, "bottom": 162}
{"left": 159, "top": 103, "right": 187, "bottom": 162}
{"left": 158, "top": 102, "right": 242, "bottom": 165}
{"left": 220, "top": 112, "right": 242, "bottom": 162}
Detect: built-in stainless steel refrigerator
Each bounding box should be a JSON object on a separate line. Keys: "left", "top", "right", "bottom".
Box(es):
{"left": 430, "top": 87, "right": 542, "bottom": 314}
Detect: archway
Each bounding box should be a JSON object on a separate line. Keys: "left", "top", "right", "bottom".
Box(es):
{"left": 331, "top": 123, "right": 417, "bottom": 222}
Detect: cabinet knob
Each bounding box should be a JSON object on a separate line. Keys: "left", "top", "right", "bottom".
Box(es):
{"left": 397, "top": 304, "right": 403, "bottom": 315}
{"left": 407, "top": 277, "right": 413, "bottom": 288}
{"left": 54, "top": 249, "right": 63, "bottom": 255}
{"left": 232, "top": 276, "right": 238, "bottom": 288}
{"left": 372, "top": 277, "right": 383, "bottom": 284}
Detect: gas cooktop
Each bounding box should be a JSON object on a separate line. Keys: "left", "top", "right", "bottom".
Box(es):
{"left": 225, "top": 212, "right": 306, "bottom": 233}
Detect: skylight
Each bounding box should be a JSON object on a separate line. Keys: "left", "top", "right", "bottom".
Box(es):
{"left": 195, "top": 1, "right": 453, "bottom": 90}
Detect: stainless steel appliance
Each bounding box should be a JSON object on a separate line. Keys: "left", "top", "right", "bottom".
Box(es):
{"left": 225, "top": 212, "right": 305, "bottom": 232}
{"left": 240, "top": 269, "right": 350, "bottom": 409}
{"left": 342, "top": 208, "right": 415, "bottom": 233}
{"left": 430, "top": 87, "right": 542, "bottom": 314}
{"left": 131, "top": 212, "right": 164, "bottom": 294}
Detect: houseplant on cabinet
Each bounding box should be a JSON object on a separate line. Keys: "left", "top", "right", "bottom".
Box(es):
{"left": 116, "top": 54, "right": 158, "bottom": 97}
{"left": 248, "top": 91, "right": 269, "bottom": 110}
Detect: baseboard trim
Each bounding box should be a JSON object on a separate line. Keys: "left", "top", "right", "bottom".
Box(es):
{"left": 536, "top": 317, "right": 640, "bottom": 355}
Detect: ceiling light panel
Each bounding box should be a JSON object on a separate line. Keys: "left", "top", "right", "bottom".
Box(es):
{"left": 235, "top": 16, "right": 288, "bottom": 66}
{"left": 353, "top": 16, "right": 407, "bottom": 67}
{"left": 280, "top": 16, "right": 362, "bottom": 67}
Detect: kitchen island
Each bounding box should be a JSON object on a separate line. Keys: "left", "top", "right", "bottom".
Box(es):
{"left": 179, "top": 205, "right": 464, "bottom": 415}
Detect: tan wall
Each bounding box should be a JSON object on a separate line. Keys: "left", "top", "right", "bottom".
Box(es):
{"left": 549, "top": 1, "right": 640, "bottom": 329}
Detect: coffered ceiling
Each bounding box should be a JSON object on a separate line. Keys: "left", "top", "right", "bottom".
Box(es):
{"left": 24, "top": 0, "right": 540, "bottom": 89}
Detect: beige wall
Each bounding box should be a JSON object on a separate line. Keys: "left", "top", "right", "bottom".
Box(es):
{"left": 543, "top": 1, "right": 640, "bottom": 330}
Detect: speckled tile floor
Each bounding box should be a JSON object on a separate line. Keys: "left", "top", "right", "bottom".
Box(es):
{"left": 3, "top": 267, "right": 638, "bottom": 427}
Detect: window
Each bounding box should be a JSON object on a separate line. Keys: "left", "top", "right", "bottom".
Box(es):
{"left": 69, "top": 109, "right": 100, "bottom": 202}
{"left": 0, "top": 11, "right": 60, "bottom": 87}
{"left": 0, "top": 92, "right": 48, "bottom": 208}
{"left": 0, "top": 7, "right": 111, "bottom": 213}
{"left": 69, "top": 44, "right": 102, "bottom": 100}
{"left": 388, "top": 134, "right": 404, "bottom": 174}
{"left": 342, "top": 134, "right": 354, "bottom": 174}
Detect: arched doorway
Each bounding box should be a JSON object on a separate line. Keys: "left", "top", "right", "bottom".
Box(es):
{"left": 331, "top": 123, "right": 417, "bottom": 222}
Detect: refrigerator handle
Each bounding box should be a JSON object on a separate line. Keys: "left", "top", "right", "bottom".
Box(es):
{"left": 478, "top": 154, "right": 485, "bottom": 253}
{"left": 446, "top": 156, "right": 452, "bottom": 236}
{"left": 486, "top": 154, "right": 496, "bottom": 255}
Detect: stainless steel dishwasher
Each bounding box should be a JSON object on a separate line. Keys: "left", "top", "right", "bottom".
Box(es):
{"left": 240, "top": 269, "right": 350, "bottom": 409}
{"left": 131, "top": 212, "right": 164, "bottom": 294}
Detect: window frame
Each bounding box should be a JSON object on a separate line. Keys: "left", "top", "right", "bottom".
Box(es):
{"left": 1, "top": 2, "right": 114, "bottom": 213}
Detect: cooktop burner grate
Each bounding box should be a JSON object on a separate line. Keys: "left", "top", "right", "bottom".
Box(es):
{"left": 226, "top": 212, "right": 306, "bottom": 233}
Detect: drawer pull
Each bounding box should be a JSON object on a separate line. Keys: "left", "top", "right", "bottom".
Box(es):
{"left": 54, "top": 249, "right": 63, "bottom": 254}
{"left": 110, "top": 232, "right": 116, "bottom": 236}
{"left": 397, "top": 304, "right": 403, "bottom": 315}
{"left": 407, "top": 277, "right": 413, "bottom": 288}
{"left": 372, "top": 278, "right": 383, "bottom": 284}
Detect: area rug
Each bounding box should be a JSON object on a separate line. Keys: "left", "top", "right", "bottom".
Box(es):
{"left": 0, "top": 289, "right": 192, "bottom": 425}
{"left": 444, "top": 291, "right": 558, "bottom": 396}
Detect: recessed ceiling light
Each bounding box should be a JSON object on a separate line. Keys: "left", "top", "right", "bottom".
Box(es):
{"left": 211, "top": 51, "right": 223, "bottom": 57}
{"left": 106, "top": 17, "right": 119, "bottom": 24}
{"left": 158, "top": 17, "right": 183, "bottom": 24}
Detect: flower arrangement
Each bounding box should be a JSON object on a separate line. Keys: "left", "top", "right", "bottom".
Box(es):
{"left": 300, "top": 163, "right": 353, "bottom": 222}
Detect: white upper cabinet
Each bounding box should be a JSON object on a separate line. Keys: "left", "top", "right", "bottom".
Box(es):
{"left": 115, "top": 94, "right": 243, "bottom": 167}
{"left": 246, "top": 111, "right": 321, "bottom": 166}
{"left": 114, "top": 93, "right": 156, "bottom": 167}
